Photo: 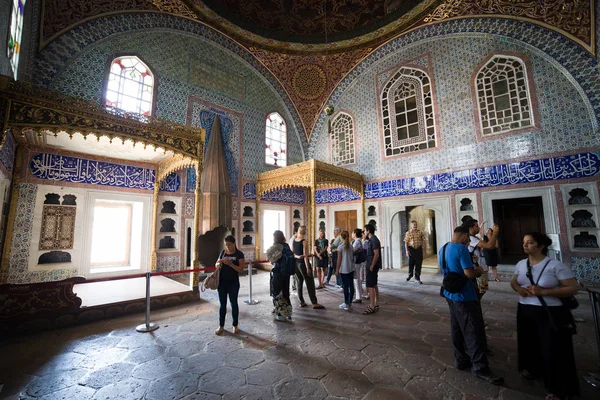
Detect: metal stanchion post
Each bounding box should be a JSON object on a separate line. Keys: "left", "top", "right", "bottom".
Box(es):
{"left": 244, "top": 261, "right": 259, "bottom": 305}
{"left": 136, "top": 272, "right": 159, "bottom": 332}
{"left": 583, "top": 289, "right": 600, "bottom": 388}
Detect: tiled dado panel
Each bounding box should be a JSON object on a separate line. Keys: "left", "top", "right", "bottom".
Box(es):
{"left": 156, "top": 255, "right": 181, "bottom": 273}
{"left": 571, "top": 257, "right": 600, "bottom": 285}
{"left": 30, "top": 13, "right": 308, "bottom": 160}
{"left": 4, "top": 184, "right": 78, "bottom": 284}
{"left": 311, "top": 33, "right": 599, "bottom": 182}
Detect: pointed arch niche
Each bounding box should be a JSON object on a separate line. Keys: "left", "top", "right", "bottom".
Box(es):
{"left": 255, "top": 159, "right": 364, "bottom": 257}
{"left": 0, "top": 76, "right": 205, "bottom": 286}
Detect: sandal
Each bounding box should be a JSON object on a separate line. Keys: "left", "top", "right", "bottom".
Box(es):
{"left": 494, "top": 277, "right": 501, "bottom": 282}
{"left": 233, "top": 326, "right": 240, "bottom": 334}
{"left": 363, "top": 306, "right": 376, "bottom": 315}
{"left": 215, "top": 327, "right": 224, "bottom": 335}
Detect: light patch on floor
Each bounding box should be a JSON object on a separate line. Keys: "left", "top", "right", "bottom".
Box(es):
{"left": 74, "top": 276, "right": 190, "bottom": 307}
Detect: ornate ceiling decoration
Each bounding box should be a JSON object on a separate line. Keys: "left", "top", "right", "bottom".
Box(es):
{"left": 249, "top": 47, "right": 374, "bottom": 136}
{"left": 38, "top": 0, "right": 596, "bottom": 141}
{"left": 418, "top": 0, "right": 595, "bottom": 54}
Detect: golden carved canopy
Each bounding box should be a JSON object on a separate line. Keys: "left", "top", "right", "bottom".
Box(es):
{"left": 0, "top": 75, "right": 205, "bottom": 165}
{"left": 256, "top": 159, "right": 364, "bottom": 198}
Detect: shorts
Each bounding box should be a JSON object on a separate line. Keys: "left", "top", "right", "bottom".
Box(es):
{"left": 317, "top": 256, "right": 328, "bottom": 268}
{"left": 365, "top": 267, "right": 379, "bottom": 288}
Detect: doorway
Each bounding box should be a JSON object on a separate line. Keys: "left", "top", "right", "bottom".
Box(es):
{"left": 334, "top": 210, "right": 358, "bottom": 234}
{"left": 492, "top": 196, "right": 544, "bottom": 264}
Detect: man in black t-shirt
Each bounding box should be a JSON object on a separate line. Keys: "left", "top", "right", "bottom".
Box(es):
{"left": 363, "top": 224, "right": 381, "bottom": 315}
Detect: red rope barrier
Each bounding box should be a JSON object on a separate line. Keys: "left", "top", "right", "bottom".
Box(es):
{"left": 78, "top": 260, "right": 271, "bottom": 284}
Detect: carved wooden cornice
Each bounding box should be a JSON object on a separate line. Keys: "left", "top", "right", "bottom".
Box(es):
{"left": 256, "top": 159, "right": 364, "bottom": 197}
{"left": 0, "top": 76, "right": 205, "bottom": 159}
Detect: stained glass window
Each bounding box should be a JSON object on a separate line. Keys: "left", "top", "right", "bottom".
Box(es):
{"left": 7, "top": 0, "right": 26, "bottom": 78}
{"left": 381, "top": 67, "right": 437, "bottom": 157}
{"left": 331, "top": 112, "right": 355, "bottom": 165}
{"left": 265, "top": 112, "right": 287, "bottom": 167}
{"left": 104, "top": 56, "right": 154, "bottom": 116}
{"left": 475, "top": 55, "right": 533, "bottom": 136}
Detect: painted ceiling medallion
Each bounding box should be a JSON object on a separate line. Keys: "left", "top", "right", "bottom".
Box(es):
{"left": 292, "top": 64, "right": 327, "bottom": 101}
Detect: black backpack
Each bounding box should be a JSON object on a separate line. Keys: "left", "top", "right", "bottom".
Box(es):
{"left": 278, "top": 244, "right": 297, "bottom": 276}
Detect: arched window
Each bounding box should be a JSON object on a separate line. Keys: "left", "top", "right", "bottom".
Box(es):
{"left": 104, "top": 56, "right": 154, "bottom": 116}
{"left": 475, "top": 55, "right": 534, "bottom": 136}
{"left": 381, "top": 67, "right": 437, "bottom": 157}
{"left": 7, "top": 0, "right": 26, "bottom": 78}
{"left": 330, "top": 112, "right": 355, "bottom": 166}
{"left": 265, "top": 112, "right": 287, "bottom": 167}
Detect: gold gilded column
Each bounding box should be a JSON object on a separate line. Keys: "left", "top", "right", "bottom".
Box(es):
{"left": 192, "top": 159, "right": 203, "bottom": 288}
{"left": 150, "top": 185, "right": 159, "bottom": 271}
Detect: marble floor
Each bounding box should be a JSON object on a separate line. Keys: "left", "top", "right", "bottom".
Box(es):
{"left": 0, "top": 269, "right": 598, "bottom": 400}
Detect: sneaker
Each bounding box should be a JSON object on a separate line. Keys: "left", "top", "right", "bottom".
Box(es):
{"left": 406, "top": 276, "right": 412, "bottom": 282}
{"left": 416, "top": 280, "right": 423, "bottom": 285}
{"left": 339, "top": 303, "right": 348, "bottom": 310}
{"left": 275, "top": 315, "right": 287, "bottom": 322}
{"left": 347, "top": 304, "right": 352, "bottom": 311}
{"left": 474, "top": 373, "right": 504, "bottom": 386}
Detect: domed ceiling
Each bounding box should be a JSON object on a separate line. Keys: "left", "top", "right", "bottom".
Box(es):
{"left": 198, "top": 0, "right": 433, "bottom": 45}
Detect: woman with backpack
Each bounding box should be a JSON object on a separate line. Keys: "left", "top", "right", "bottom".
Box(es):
{"left": 336, "top": 231, "right": 355, "bottom": 311}
{"left": 352, "top": 228, "right": 366, "bottom": 303}
{"left": 214, "top": 235, "right": 245, "bottom": 335}
{"left": 266, "top": 230, "right": 293, "bottom": 321}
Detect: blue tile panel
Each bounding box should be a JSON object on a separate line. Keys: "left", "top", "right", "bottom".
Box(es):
{"left": 158, "top": 173, "right": 181, "bottom": 193}
{"left": 571, "top": 256, "right": 600, "bottom": 285}
{"left": 0, "top": 130, "right": 16, "bottom": 174}
{"left": 366, "top": 151, "right": 600, "bottom": 199}
{"left": 186, "top": 167, "right": 196, "bottom": 193}
{"left": 316, "top": 188, "right": 361, "bottom": 204}
{"left": 28, "top": 152, "right": 179, "bottom": 192}
{"left": 242, "top": 183, "right": 306, "bottom": 204}
{"left": 312, "top": 34, "right": 598, "bottom": 181}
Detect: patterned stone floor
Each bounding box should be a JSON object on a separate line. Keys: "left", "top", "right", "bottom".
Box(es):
{"left": 0, "top": 269, "right": 598, "bottom": 400}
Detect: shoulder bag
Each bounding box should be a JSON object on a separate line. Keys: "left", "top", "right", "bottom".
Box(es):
{"left": 440, "top": 243, "right": 468, "bottom": 294}
{"left": 526, "top": 258, "right": 577, "bottom": 333}
{"left": 201, "top": 250, "right": 223, "bottom": 292}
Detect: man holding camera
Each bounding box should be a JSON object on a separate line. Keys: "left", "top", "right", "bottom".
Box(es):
{"left": 439, "top": 226, "right": 504, "bottom": 386}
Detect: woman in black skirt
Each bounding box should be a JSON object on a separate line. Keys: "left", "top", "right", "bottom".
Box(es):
{"left": 510, "top": 232, "right": 579, "bottom": 400}
{"left": 482, "top": 228, "right": 500, "bottom": 281}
